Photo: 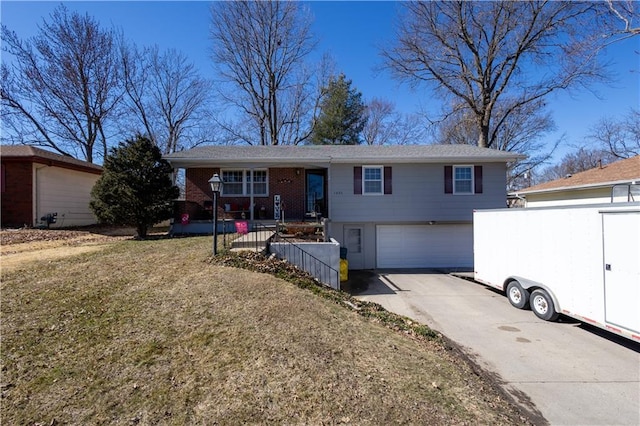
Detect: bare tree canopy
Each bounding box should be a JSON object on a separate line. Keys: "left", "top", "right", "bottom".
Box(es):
{"left": 120, "top": 44, "right": 215, "bottom": 154}
{"left": 534, "top": 147, "right": 619, "bottom": 184}
{"left": 382, "top": 1, "right": 611, "bottom": 150}
{"left": 434, "top": 99, "right": 559, "bottom": 189}
{"left": 362, "top": 98, "right": 426, "bottom": 145}
{"left": 210, "top": 0, "right": 319, "bottom": 145}
{"left": 1, "top": 5, "right": 122, "bottom": 163}
{"left": 603, "top": 0, "right": 640, "bottom": 41}
{"left": 588, "top": 108, "right": 640, "bottom": 159}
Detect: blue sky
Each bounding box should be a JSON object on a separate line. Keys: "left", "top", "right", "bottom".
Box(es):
{"left": 2, "top": 1, "right": 639, "bottom": 161}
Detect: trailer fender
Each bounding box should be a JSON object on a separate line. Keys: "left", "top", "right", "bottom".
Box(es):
{"left": 505, "top": 276, "right": 561, "bottom": 313}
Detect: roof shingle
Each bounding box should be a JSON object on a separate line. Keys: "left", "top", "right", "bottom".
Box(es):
{"left": 163, "top": 144, "right": 524, "bottom": 167}
{"left": 1, "top": 145, "right": 102, "bottom": 172}
{"left": 518, "top": 155, "right": 640, "bottom": 194}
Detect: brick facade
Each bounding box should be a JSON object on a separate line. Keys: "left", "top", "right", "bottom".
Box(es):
{"left": 183, "top": 167, "right": 310, "bottom": 221}
{"left": 1, "top": 161, "right": 33, "bottom": 227}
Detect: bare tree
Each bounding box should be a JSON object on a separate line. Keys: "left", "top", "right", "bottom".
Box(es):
{"left": 362, "top": 98, "right": 427, "bottom": 145}
{"left": 1, "top": 5, "right": 122, "bottom": 163}
{"left": 210, "top": 0, "right": 319, "bottom": 145}
{"left": 603, "top": 0, "right": 640, "bottom": 41}
{"left": 362, "top": 98, "right": 396, "bottom": 145}
{"left": 382, "top": 1, "right": 609, "bottom": 151}
{"left": 120, "top": 44, "right": 215, "bottom": 154}
{"left": 435, "top": 98, "right": 560, "bottom": 189}
{"left": 535, "top": 147, "right": 618, "bottom": 184}
{"left": 588, "top": 109, "right": 640, "bottom": 159}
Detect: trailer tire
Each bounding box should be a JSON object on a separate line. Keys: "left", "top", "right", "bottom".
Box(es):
{"left": 530, "top": 289, "right": 559, "bottom": 321}
{"left": 506, "top": 280, "right": 530, "bottom": 309}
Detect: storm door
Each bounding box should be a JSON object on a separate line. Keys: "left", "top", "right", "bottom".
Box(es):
{"left": 306, "top": 170, "right": 327, "bottom": 218}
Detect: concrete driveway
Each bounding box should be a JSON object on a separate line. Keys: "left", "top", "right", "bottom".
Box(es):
{"left": 346, "top": 270, "right": 640, "bottom": 426}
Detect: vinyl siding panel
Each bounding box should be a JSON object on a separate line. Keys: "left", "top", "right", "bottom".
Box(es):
{"left": 329, "top": 163, "right": 507, "bottom": 223}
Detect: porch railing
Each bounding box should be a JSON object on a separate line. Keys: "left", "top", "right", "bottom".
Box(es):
{"left": 239, "top": 221, "right": 339, "bottom": 289}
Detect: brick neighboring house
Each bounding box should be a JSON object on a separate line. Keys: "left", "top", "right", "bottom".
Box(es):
{"left": 513, "top": 155, "right": 640, "bottom": 207}
{"left": 1, "top": 145, "right": 103, "bottom": 228}
{"left": 165, "top": 145, "right": 523, "bottom": 270}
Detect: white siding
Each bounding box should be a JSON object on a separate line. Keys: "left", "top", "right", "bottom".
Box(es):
{"left": 329, "top": 163, "right": 508, "bottom": 223}
{"left": 35, "top": 165, "right": 100, "bottom": 227}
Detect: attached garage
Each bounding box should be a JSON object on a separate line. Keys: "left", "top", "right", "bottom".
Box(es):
{"left": 376, "top": 224, "right": 473, "bottom": 269}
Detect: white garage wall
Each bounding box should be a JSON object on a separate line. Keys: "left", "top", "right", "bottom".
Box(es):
{"left": 35, "top": 165, "right": 100, "bottom": 228}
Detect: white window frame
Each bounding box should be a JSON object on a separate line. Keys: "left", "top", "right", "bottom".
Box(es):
{"left": 221, "top": 169, "right": 268, "bottom": 196}
{"left": 453, "top": 165, "right": 474, "bottom": 195}
{"left": 362, "top": 165, "right": 384, "bottom": 195}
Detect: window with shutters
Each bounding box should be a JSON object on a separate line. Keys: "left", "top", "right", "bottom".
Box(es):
{"left": 445, "top": 165, "right": 483, "bottom": 195}
{"left": 363, "top": 166, "right": 383, "bottom": 195}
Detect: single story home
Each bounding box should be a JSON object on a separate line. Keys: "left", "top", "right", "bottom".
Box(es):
{"left": 513, "top": 155, "right": 640, "bottom": 207}
{"left": 164, "top": 144, "right": 523, "bottom": 270}
{"left": 1, "top": 145, "right": 103, "bottom": 228}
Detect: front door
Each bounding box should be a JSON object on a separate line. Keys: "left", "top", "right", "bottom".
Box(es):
{"left": 306, "top": 170, "right": 327, "bottom": 217}
{"left": 344, "top": 226, "right": 364, "bottom": 270}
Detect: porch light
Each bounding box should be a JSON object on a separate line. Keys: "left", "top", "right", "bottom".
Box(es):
{"left": 208, "top": 174, "right": 223, "bottom": 255}
{"left": 209, "top": 173, "right": 223, "bottom": 193}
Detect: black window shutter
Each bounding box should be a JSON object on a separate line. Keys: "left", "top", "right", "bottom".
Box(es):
{"left": 384, "top": 166, "right": 392, "bottom": 194}
{"left": 444, "top": 166, "right": 453, "bottom": 194}
{"left": 354, "top": 166, "right": 362, "bottom": 194}
{"left": 474, "top": 165, "right": 483, "bottom": 194}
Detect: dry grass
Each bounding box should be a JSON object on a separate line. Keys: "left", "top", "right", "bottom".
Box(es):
{"left": 1, "top": 235, "right": 533, "bottom": 425}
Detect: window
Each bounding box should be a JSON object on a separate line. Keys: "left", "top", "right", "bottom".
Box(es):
{"left": 346, "top": 228, "right": 362, "bottom": 254}
{"left": 363, "top": 166, "right": 383, "bottom": 195}
{"left": 222, "top": 170, "right": 244, "bottom": 195}
{"left": 454, "top": 166, "right": 473, "bottom": 194}
{"left": 444, "top": 165, "right": 483, "bottom": 194}
{"left": 221, "top": 170, "right": 268, "bottom": 196}
{"left": 249, "top": 170, "right": 267, "bottom": 195}
{"left": 354, "top": 166, "right": 392, "bottom": 195}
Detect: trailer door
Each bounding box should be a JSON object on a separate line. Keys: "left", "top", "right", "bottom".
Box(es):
{"left": 602, "top": 212, "right": 640, "bottom": 334}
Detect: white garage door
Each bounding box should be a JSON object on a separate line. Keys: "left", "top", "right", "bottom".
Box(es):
{"left": 376, "top": 224, "right": 473, "bottom": 268}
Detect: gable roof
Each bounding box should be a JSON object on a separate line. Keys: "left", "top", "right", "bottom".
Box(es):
{"left": 516, "top": 155, "right": 640, "bottom": 195}
{"left": 1, "top": 145, "right": 102, "bottom": 174}
{"left": 163, "top": 144, "right": 525, "bottom": 168}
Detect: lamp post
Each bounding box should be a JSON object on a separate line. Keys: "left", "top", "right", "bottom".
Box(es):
{"left": 208, "top": 174, "right": 223, "bottom": 255}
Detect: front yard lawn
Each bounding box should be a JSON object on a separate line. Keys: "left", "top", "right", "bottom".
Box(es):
{"left": 1, "top": 234, "right": 533, "bottom": 424}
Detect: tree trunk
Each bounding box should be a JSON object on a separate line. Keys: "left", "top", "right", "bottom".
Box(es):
{"left": 136, "top": 223, "right": 148, "bottom": 239}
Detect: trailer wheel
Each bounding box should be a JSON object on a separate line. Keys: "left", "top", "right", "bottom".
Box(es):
{"left": 506, "top": 280, "right": 530, "bottom": 309}
{"left": 530, "top": 289, "right": 559, "bottom": 321}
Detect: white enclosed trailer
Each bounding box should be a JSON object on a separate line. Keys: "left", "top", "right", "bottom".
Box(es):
{"left": 473, "top": 203, "right": 640, "bottom": 342}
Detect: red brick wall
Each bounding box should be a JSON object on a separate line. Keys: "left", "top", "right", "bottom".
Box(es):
{"left": 1, "top": 161, "right": 34, "bottom": 227}
{"left": 270, "top": 168, "right": 305, "bottom": 220}
{"left": 184, "top": 167, "right": 307, "bottom": 221}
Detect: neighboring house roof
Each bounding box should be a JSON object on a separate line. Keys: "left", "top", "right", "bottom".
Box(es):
{"left": 1, "top": 145, "right": 102, "bottom": 174}
{"left": 164, "top": 144, "right": 525, "bottom": 168}
{"left": 515, "top": 155, "right": 640, "bottom": 195}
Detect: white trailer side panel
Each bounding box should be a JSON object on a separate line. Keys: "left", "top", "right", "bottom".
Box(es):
{"left": 474, "top": 204, "right": 640, "bottom": 339}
